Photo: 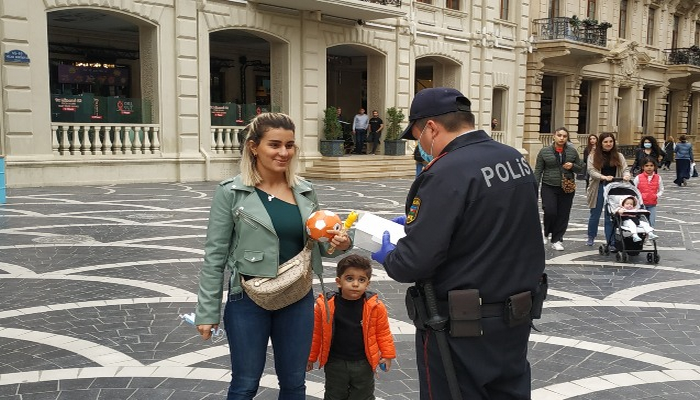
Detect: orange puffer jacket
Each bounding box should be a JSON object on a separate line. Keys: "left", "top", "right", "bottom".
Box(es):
{"left": 308, "top": 291, "right": 396, "bottom": 370}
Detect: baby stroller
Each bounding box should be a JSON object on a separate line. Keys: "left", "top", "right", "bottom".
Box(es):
{"left": 598, "top": 180, "right": 660, "bottom": 263}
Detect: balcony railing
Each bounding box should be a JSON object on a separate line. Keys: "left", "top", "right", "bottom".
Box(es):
{"left": 665, "top": 47, "right": 700, "bottom": 67}
{"left": 533, "top": 17, "right": 608, "bottom": 47}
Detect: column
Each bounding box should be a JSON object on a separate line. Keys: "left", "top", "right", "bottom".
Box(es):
{"left": 522, "top": 67, "right": 543, "bottom": 165}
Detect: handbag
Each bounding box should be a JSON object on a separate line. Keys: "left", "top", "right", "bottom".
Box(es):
{"left": 561, "top": 174, "right": 576, "bottom": 193}
{"left": 557, "top": 148, "right": 576, "bottom": 193}
{"left": 241, "top": 239, "right": 314, "bottom": 310}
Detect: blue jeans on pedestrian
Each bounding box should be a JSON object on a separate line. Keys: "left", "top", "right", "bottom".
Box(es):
{"left": 587, "top": 184, "right": 614, "bottom": 245}
{"left": 223, "top": 289, "right": 314, "bottom": 400}
{"left": 644, "top": 205, "right": 656, "bottom": 227}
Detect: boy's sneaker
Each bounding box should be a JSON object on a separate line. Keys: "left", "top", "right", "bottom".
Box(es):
{"left": 647, "top": 232, "right": 659, "bottom": 240}
{"left": 551, "top": 241, "right": 564, "bottom": 251}
{"left": 543, "top": 232, "right": 548, "bottom": 245}
{"left": 632, "top": 234, "right": 642, "bottom": 242}
{"left": 586, "top": 237, "right": 594, "bottom": 246}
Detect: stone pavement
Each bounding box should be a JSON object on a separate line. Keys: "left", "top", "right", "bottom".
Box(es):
{"left": 0, "top": 167, "right": 699, "bottom": 399}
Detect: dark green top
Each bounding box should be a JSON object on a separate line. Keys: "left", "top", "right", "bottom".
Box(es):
{"left": 255, "top": 188, "right": 304, "bottom": 265}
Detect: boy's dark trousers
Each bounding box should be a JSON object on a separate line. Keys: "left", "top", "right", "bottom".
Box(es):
{"left": 323, "top": 357, "right": 375, "bottom": 400}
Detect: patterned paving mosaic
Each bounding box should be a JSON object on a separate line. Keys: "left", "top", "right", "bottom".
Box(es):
{"left": 0, "top": 168, "right": 699, "bottom": 399}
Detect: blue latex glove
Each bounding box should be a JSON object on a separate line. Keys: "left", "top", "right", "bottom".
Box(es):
{"left": 371, "top": 231, "right": 395, "bottom": 264}
{"left": 391, "top": 215, "right": 406, "bottom": 226}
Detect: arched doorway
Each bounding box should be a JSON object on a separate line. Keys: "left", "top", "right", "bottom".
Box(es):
{"left": 47, "top": 9, "right": 159, "bottom": 155}
{"left": 326, "top": 44, "right": 386, "bottom": 154}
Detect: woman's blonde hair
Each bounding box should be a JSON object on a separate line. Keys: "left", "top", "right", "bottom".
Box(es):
{"left": 240, "top": 112, "right": 300, "bottom": 187}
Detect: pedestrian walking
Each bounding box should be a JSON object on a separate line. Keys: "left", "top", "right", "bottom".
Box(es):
{"left": 370, "top": 87, "right": 546, "bottom": 400}
{"left": 586, "top": 132, "right": 631, "bottom": 249}
{"left": 582, "top": 134, "right": 597, "bottom": 189}
{"left": 661, "top": 137, "right": 675, "bottom": 170}
{"left": 673, "top": 134, "right": 694, "bottom": 187}
{"left": 633, "top": 156, "right": 664, "bottom": 227}
{"left": 630, "top": 136, "right": 665, "bottom": 176}
{"left": 534, "top": 127, "right": 583, "bottom": 251}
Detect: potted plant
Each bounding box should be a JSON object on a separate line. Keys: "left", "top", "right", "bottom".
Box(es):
{"left": 599, "top": 21, "right": 612, "bottom": 29}
{"left": 582, "top": 18, "right": 598, "bottom": 27}
{"left": 569, "top": 15, "right": 581, "bottom": 29}
{"left": 320, "top": 107, "right": 345, "bottom": 157}
{"left": 383, "top": 106, "right": 406, "bottom": 156}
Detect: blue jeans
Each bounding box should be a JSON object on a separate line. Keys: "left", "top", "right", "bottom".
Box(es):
{"left": 644, "top": 205, "right": 656, "bottom": 227}
{"left": 587, "top": 184, "right": 614, "bottom": 244}
{"left": 223, "top": 289, "right": 314, "bottom": 400}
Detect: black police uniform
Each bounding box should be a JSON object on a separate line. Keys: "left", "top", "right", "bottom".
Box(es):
{"left": 383, "top": 130, "right": 546, "bottom": 400}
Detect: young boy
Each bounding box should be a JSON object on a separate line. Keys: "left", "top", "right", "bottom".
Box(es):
{"left": 307, "top": 254, "right": 396, "bottom": 400}
{"left": 633, "top": 156, "right": 664, "bottom": 227}
{"left": 617, "top": 196, "right": 658, "bottom": 242}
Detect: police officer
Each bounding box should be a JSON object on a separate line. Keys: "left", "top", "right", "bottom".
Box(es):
{"left": 372, "top": 87, "right": 546, "bottom": 399}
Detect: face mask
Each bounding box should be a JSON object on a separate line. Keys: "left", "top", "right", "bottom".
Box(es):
{"left": 417, "top": 124, "right": 434, "bottom": 163}
{"left": 644, "top": 143, "right": 652, "bottom": 149}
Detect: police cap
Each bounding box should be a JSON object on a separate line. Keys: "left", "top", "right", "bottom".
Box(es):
{"left": 400, "top": 87, "right": 472, "bottom": 140}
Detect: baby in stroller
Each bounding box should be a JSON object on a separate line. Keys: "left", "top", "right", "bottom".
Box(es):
{"left": 615, "top": 196, "right": 658, "bottom": 242}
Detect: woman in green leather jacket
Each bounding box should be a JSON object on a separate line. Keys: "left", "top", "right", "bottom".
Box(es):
{"left": 195, "top": 113, "right": 351, "bottom": 400}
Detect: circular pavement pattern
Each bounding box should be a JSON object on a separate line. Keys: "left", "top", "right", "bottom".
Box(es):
{"left": 1, "top": 169, "right": 699, "bottom": 399}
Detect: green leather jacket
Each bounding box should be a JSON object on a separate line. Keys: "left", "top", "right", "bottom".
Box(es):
{"left": 195, "top": 175, "right": 350, "bottom": 325}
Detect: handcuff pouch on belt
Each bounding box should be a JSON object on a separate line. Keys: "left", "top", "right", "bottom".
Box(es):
{"left": 530, "top": 273, "right": 548, "bottom": 319}
{"left": 448, "top": 289, "right": 482, "bottom": 337}
{"left": 504, "top": 291, "right": 532, "bottom": 328}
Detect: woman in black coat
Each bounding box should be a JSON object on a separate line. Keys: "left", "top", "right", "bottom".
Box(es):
{"left": 661, "top": 137, "right": 675, "bottom": 170}
{"left": 631, "top": 136, "right": 665, "bottom": 175}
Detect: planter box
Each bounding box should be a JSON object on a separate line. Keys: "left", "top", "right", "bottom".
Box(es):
{"left": 320, "top": 139, "right": 345, "bottom": 157}
{"left": 383, "top": 140, "right": 406, "bottom": 156}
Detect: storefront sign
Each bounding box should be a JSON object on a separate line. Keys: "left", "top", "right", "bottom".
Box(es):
{"left": 211, "top": 105, "right": 229, "bottom": 118}
{"left": 58, "top": 64, "right": 129, "bottom": 85}
{"left": 4, "top": 50, "right": 30, "bottom": 64}
{"left": 54, "top": 96, "right": 83, "bottom": 112}
{"left": 116, "top": 99, "right": 134, "bottom": 115}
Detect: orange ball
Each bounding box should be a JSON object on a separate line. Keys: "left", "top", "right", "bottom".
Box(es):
{"left": 306, "top": 210, "right": 342, "bottom": 242}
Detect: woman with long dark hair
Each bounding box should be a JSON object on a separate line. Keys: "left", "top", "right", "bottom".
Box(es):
{"left": 586, "top": 133, "right": 631, "bottom": 249}
{"left": 630, "top": 135, "right": 665, "bottom": 175}
{"left": 534, "top": 127, "right": 583, "bottom": 251}
{"left": 582, "top": 134, "right": 597, "bottom": 189}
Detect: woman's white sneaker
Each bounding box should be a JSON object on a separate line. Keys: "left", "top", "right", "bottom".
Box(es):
{"left": 551, "top": 241, "right": 564, "bottom": 251}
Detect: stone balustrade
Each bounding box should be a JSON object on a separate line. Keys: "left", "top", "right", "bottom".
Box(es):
{"left": 52, "top": 124, "right": 161, "bottom": 156}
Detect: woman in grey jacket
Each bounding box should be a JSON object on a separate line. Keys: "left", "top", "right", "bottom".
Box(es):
{"left": 195, "top": 113, "right": 351, "bottom": 400}
{"left": 534, "top": 127, "right": 583, "bottom": 251}
{"left": 673, "top": 134, "right": 694, "bottom": 187}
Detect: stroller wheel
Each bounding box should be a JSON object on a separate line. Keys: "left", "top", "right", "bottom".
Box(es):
{"left": 615, "top": 252, "right": 622, "bottom": 262}
{"left": 654, "top": 254, "right": 660, "bottom": 264}
{"left": 598, "top": 245, "right": 605, "bottom": 255}
{"left": 622, "top": 253, "right": 629, "bottom": 262}
{"left": 646, "top": 253, "right": 653, "bottom": 263}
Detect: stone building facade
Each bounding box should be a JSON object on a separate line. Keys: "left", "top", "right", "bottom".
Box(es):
{"left": 524, "top": 0, "right": 700, "bottom": 160}
{"left": 0, "top": 0, "right": 530, "bottom": 187}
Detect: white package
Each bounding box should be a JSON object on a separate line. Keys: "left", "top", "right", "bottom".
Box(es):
{"left": 353, "top": 212, "right": 406, "bottom": 253}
